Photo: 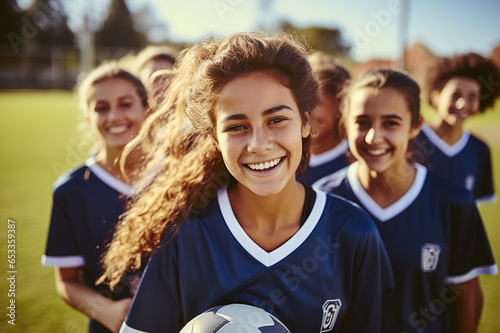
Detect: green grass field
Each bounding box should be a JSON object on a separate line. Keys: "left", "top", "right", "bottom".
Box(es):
{"left": 0, "top": 91, "right": 499, "bottom": 332}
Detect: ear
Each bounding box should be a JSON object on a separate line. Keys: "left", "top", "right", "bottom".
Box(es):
{"left": 302, "top": 112, "right": 312, "bottom": 138}
{"left": 409, "top": 116, "right": 424, "bottom": 140}
{"left": 429, "top": 90, "right": 440, "bottom": 108}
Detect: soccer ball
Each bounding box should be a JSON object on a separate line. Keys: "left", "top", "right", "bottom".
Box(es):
{"left": 179, "top": 303, "right": 291, "bottom": 333}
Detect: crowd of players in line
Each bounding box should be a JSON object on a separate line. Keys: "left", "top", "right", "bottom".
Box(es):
{"left": 40, "top": 32, "right": 500, "bottom": 333}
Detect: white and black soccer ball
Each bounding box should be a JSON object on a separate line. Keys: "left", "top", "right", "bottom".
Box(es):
{"left": 180, "top": 304, "right": 291, "bottom": 333}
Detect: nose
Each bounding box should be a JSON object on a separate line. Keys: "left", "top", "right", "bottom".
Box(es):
{"left": 247, "top": 127, "right": 273, "bottom": 154}
{"left": 107, "top": 106, "right": 120, "bottom": 122}
{"left": 365, "top": 126, "right": 383, "bottom": 145}
{"left": 455, "top": 97, "right": 466, "bottom": 110}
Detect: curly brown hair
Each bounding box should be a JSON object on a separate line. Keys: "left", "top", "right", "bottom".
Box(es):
{"left": 427, "top": 52, "right": 500, "bottom": 112}
{"left": 99, "top": 32, "right": 319, "bottom": 288}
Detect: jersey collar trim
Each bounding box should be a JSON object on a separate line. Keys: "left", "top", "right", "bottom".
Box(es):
{"left": 85, "top": 157, "right": 136, "bottom": 197}
{"left": 309, "top": 139, "right": 349, "bottom": 167}
{"left": 421, "top": 123, "right": 470, "bottom": 157}
{"left": 347, "top": 161, "right": 427, "bottom": 222}
{"left": 217, "top": 186, "right": 327, "bottom": 267}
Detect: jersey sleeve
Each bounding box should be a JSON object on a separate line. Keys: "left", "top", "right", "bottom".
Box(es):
{"left": 445, "top": 193, "right": 498, "bottom": 284}
{"left": 121, "top": 235, "right": 182, "bottom": 333}
{"left": 341, "top": 214, "right": 394, "bottom": 333}
{"left": 475, "top": 144, "right": 496, "bottom": 205}
{"left": 41, "top": 186, "right": 85, "bottom": 267}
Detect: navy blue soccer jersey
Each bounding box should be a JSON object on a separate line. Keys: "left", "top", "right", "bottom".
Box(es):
{"left": 121, "top": 187, "right": 394, "bottom": 333}
{"left": 314, "top": 162, "right": 498, "bottom": 333}
{"left": 410, "top": 124, "right": 495, "bottom": 204}
{"left": 299, "top": 139, "right": 351, "bottom": 185}
{"left": 42, "top": 158, "right": 141, "bottom": 333}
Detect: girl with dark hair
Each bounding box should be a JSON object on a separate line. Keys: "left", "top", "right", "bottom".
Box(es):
{"left": 101, "top": 33, "right": 393, "bottom": 333}
{"left": 411, "top": 53, "right": 500, "bottom": 203}
{"left": 315, "top": 69, "right": 497, "bottom": 333}
{"left": 299, "top": 51, "right": 352, "bottom": 185}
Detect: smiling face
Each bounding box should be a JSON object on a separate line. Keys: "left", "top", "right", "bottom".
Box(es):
{"left": 215, "top": 72, "right": 310, "bottom": 197}
{"left": 431, "top": 76, "right": 480, "bottom": 128}
{"left": 346, "top": 87, "right": 421, "bottom": 176}
{"left": 87, "top": 77, "right": 146, "bottom": 150}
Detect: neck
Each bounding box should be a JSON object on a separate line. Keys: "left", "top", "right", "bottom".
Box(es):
{"left": 95, "top": 145, "right": 142, "bottom": 185}
{"left": 227, "top": 180, "right": 305, "bottom": 251}
{"left": 311, "top": 133, "right": 342, "bottom": 155}
{"left": 431, "top": 118, "right": 463, "bottom": 145}
{"left": 357, "top": 162, "right": 416, "bottom": 209}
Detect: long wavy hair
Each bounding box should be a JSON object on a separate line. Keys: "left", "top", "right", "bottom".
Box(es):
{"left": 100, "top": 32, "right": 319, "bottom": 288}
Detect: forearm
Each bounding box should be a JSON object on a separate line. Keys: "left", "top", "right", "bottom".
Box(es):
{"left": 54, "top": 268, "right": 131, "bottom": 333}
{"left": 450, "top": 278, "right": 483, "bottom": 333}
{"left": 55, "top": 278, "right": 114, "bottom": 324}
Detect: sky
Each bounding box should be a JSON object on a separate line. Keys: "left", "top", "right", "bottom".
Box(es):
{"left": 145, "top": 0, "right": 500, "bottom": 62}
{"left": 18, "top": 0, "right": 500, "bottom": 62}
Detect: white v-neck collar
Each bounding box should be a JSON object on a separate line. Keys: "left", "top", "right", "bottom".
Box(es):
{"left": 309, "top": 139, "right": 349, "bottom": 167}
{"left": 217, "top": 186, "right": 327, "bottom": 267}
{"left": 421, "top": 123, "right": 470, "bottom": 157}
{"left": 347, "top": 162, "right": 427, "bottom": 222}
{"left": 85, "top": 157, "right": 136, "bottom": 197}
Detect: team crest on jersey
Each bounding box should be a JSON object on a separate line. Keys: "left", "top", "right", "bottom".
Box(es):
{"left": 421, "top": 243, "right": 441, "bottom": 272}
{"left": 320, "top": 299, "right": 342, "bottom": 332}
{"left": 465, "top": 174, "right": 475, "bottom": 191}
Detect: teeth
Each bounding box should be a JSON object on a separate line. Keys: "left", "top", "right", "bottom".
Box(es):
{"left": 367, "top": 149, "right": 387, "bottom": 156}
{"left": 247, "top": 158, "right": 281, "bottom": 171}
{"left": 107, "top": 125, "right": 128, "bottom": 134}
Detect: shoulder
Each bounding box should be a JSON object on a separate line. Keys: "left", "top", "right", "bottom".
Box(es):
{"left": 171, "top": 197, "right": 222, "bottom": 236}
{"left": 52, "top": 164, "right": 90, "bottom": 195}
{"left": 424, "top": 169, "right": 475, "bottom": 204}
{"left": 321, "top": 191, "right": 378, "bottom": 235}
{"left": 467, "top": 132, "right": 491, "bottom": 152}
{"left": 312, "top": 165, "right": 349, "bottom": 192}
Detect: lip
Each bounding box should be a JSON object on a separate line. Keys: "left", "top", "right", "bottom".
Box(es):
{"left": 449, "top": 108, "right": 472, "bottom": 118}
{"left": 244, "top": 156, "right": 285, "bottom": 175}
{"left": 106, "top": 124, "right": 130, "bottom": 135}
{"left": 363, "top": 147, "right": 390, "bottom": 157}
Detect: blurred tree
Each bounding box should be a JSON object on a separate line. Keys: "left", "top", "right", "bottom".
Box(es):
{"left": 1, "top": 0, "right": 25, "bottom": 46}
{"left": 25, "top": 0, "right": 75, "bottom": 46}
{"left": 281, "top": 21, "right": 351, "bottom": 58}
{"left": 95, "top": 0, "right": 148, "bottom": 49}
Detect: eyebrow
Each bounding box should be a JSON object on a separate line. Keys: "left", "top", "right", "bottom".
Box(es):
{"left": 118, "top": 94, "right": 135, "bottom": 101}
{"left": 355, "top": 114, "right": 404, "bottom": 120}
{"left": 222, "top": 105, "right": 293, "bottom": 122}
{"left": 94, "top": 94, "right": 135, "bottom": 105}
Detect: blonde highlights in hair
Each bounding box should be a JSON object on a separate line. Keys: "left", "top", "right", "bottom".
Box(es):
{"left": 100, "top": 32, "right": 319, "bottom": 288}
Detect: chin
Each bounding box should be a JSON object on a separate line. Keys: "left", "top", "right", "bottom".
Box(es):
{"left": 106, "top": 141, "right": 128, "bottom": 150}
{"left": 242, "top": 182, "right": 287, "bottom": 198}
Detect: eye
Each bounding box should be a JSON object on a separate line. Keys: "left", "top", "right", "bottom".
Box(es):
{"left": 119, "top": 100, "right": 134, "bottom": 109}
{"left": 268, "top": 116, "right": 287, "bottom": 125}
{"left": 94, "top": 104, "right": 109, "bottom": 113}
{"left": 223, "top": 124, "right": 246, "bottom": 133}
{"left": 383, "top": 120, "right": 399, "bottom": 127}
{"left": 355, "top": 119, "right": 370, "bottom": 128}
{"left": 468, "top": 94, "right": 479, "bottom": 102}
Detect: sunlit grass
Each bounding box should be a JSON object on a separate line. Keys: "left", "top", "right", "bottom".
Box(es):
{"left": 0, "top": 91, "right": 498, "bottom": 332}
